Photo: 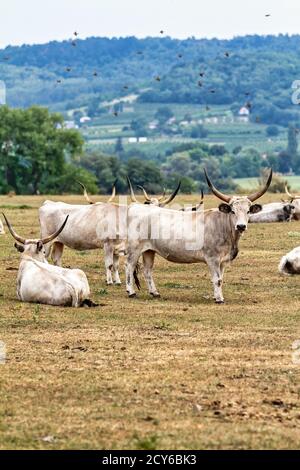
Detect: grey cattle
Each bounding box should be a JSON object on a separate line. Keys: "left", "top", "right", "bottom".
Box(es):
{"left": 125, "top": 170, "right": 272, "bottom": 303}
{"left": 2, "top": 214, "right": 92, "bottom": 307}
{"left": 249, "top": 202, "right": 295, "bottom": 223}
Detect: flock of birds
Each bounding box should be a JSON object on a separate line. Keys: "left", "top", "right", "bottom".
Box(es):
{"left": 0, "top": 14, "right": 273, "bottom": 120}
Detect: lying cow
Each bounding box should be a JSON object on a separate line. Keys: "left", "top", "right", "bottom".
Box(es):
{"left": 125, "top": 169, "right": 272, "bottom": 303}
{"left": 283, "top": 185, "right": 300, "bottom": 220}
{"left": 2, "top": 214, "right": 93, "bottom": 307}
{"left": 279, "top": 246, "right": 300, "bottom": 275}
{"left": 249, "top": 202, "right": 295, "bottom": 223}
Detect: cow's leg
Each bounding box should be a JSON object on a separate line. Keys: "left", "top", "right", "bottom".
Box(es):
{"left": 103, "top": 243, "right": 114, "bottom": 285}
{"left": 142, "top": 250, "right": 160, "bottom": 297}
{"left": 206, "top": 258, "right": 224, "bottom": 303}
{"left": 51, "top": 242, "right": 64, "bottom": 266}
{"left": 113, "top": 253, "right": 121, "bottom": 285}
{"left": 125, "top": 250, "right": 140, "bottom": 297}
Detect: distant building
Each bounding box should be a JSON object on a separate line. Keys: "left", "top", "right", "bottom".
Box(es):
{"left": 64, "top": 120, "right": 78, "bottom": 129}
{"left": 239, "top": 106, "right": 250, "bottom": 116}
{"left": 128, "top": 137, "right": 138, "bottom": 143}
{"left": 138, "top": 137, "right": 147, "bottom": 143}
{"left": 79, "top": 116, "right": 91, "bottom": 124}
{"left": 237, "top": 106, "right": 250, "bottom": 123}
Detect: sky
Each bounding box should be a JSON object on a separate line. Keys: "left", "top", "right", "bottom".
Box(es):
{"left": 1, "top": 0, "right": 300, "bottom": 49}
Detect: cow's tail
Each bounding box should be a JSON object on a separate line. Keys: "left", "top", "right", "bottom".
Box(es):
{"left": 278, "top": 256, "right": 294, "bottom": 275}
{"left": 133, "top": 262, "right": 141, "bottom": 290}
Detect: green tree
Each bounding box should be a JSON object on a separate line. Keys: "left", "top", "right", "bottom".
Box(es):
{"left": 0, "top": 106, "right": 84, "bottom": 194}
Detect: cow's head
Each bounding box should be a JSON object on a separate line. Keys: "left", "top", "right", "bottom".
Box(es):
{"left": 284, "top": 185, "right": 300, "bottom": 218}
{"left": 2, "top": 213, "right": 69, "bottom": 261}
{"left": 204, "top": 169, "right": 272, "bottom": 233}
{"left": 127, "top": 177, "right": 181, "bottom": 207}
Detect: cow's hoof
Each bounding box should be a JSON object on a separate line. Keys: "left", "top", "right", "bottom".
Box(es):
{"left": 215, "top": 300, "right": 225, "bottom": 304}
{"left": 150, "top": 292, "right": 161, "bottom": 298}
{"left": 106, "top": 282, "right": 113, "bottom": 286}
{"left": 128, "top": 293, "right": 137, "bottom": 298}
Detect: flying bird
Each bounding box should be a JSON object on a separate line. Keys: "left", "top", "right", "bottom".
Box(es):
{"left": 224, "top": 51, "right": 230, "bottom": 57}
{"left": 123, "top": 85, "right": 129, "bottom": 90}
{"left": 136, "top": 51, "right": 143, "bottom": 55}
{"left": 177, "top": 53, "right": 183, "bottom": 58}
{"left": 265, "top": 14, "right": 271, "bottom": 17}
{"left": 56, "top": 80, "right": 62, "bottom": 84}
{"left": 160, "top": 30, "right": 164, "bottom": 34}
{"left": 74, "top": 31, "right": 79, "bottom": 36}
{"left": 155, "top": 76, "right": 161, "bottom": 81}
{"left": 93, "top": 72, "right": 98, "bottom": 77}
{"left": 210, "top": 89, "right": 216, "bottom": 93}
{"left": 66, "top": 67, "right": 71, "bottom": 72}
{"left": 199, "top": 72, "right": 205, "bottom": 77}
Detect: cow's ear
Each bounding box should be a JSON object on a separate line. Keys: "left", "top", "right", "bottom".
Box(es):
{"left": 36, "top": 241, "right": 44, "bottom": 252}
{"left": 14, "top": 242, "right": 24, "bottom": 253}
{"left": 249, "top": 204, "right": 262, "bottom": 214}
{"left": 219, "top": 203, "right": 232, "bottom": 213}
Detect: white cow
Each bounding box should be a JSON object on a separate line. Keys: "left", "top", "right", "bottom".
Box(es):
{"left": 39, "top": 201, "right": 127, "bottom": 285}
{"left": 2, "top": 214, "right": 93, "bottom": 307}
{"left": 284, "top": 185, "right": 300, "bottom": 220}
{"left": 279, "top": 246, "right": 300, "bottom": 275}
{"left": 125, "top": 170, "right": 272, "bottom": 303}
{"left": 249, "top": 202, "right": 295, "bottom": 223}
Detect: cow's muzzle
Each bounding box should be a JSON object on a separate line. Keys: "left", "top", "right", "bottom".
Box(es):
{"left": 236, "top": 224, "right": 247, "bottom": 233}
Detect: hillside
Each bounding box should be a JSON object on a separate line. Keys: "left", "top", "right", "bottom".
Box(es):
{"left": 1, "top": 35, "right": 300, "bottom": 127}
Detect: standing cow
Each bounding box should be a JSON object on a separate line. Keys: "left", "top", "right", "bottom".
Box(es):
{"left": 125, "top": 170, "right": 272, "bottom": 303}
{"left": 2, "top": 214, "right": 93, "bottom": 307}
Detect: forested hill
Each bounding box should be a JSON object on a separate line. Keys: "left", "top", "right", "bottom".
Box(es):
{"left": 1, "top": 34, "right": 300, "bottom": 125}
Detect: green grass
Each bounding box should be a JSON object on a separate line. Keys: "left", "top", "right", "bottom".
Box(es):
{"left": 235, "top": 176, "right": 300, "bottom": 191}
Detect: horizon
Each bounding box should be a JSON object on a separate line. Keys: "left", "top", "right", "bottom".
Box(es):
{"left": 1, "top": 0, "right": 300, "bottom": 49}
{"left": 1, "top": 31, "right": 300, "bottom": 51}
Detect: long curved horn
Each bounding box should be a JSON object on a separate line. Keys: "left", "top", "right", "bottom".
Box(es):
{"left": 248, "top": 169, "right": 273, "bottom": 202}
{"left": 108, "top": 179, "right": 118, "bottom": 203}
{"left": 127, "top": 176, "right": 138, "bottom": 203}
{"left": 157, "top": 188, "right": 166, "bottom": 202}
{"left": 77, "top": 181, "right": 94, "bottom": 204}
{"left": 285, "top": 184, "right": 296, "bottom": 199}
{"left": 160, "top": 181, "right": 181, "bottom": 207}
{"left": 2, "top": 213, "right": 26, "bottom": 244}
{"left": 204, "top": 169, "right": 231, "bottom": 203}
{"left": 137, "top": 185, "right": 151, "bottom": 202}
{"left": 41, "top": 216, "right": 69, "bottom": 244}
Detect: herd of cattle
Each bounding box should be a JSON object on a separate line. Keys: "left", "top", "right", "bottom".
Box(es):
{"left": 1, "top": 170, "right": 300, "bottom": 307}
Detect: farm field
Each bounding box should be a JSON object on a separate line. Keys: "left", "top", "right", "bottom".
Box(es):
{"left": 235, "top": 176, "right": 300, "bottom": 191}
{"left": 81, "top": 102, "right": 286, "bottom": 154}
{"left": 0, "top": 193, "right": 300, "bottom": 449}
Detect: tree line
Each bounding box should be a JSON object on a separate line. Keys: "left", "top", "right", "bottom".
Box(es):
{"left": 0, "top": 106, "right": 298, "bottom": 195}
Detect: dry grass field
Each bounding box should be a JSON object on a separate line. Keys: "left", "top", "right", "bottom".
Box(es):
{"left": 0, "top": 193, "right": 300, "bottom": 450}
